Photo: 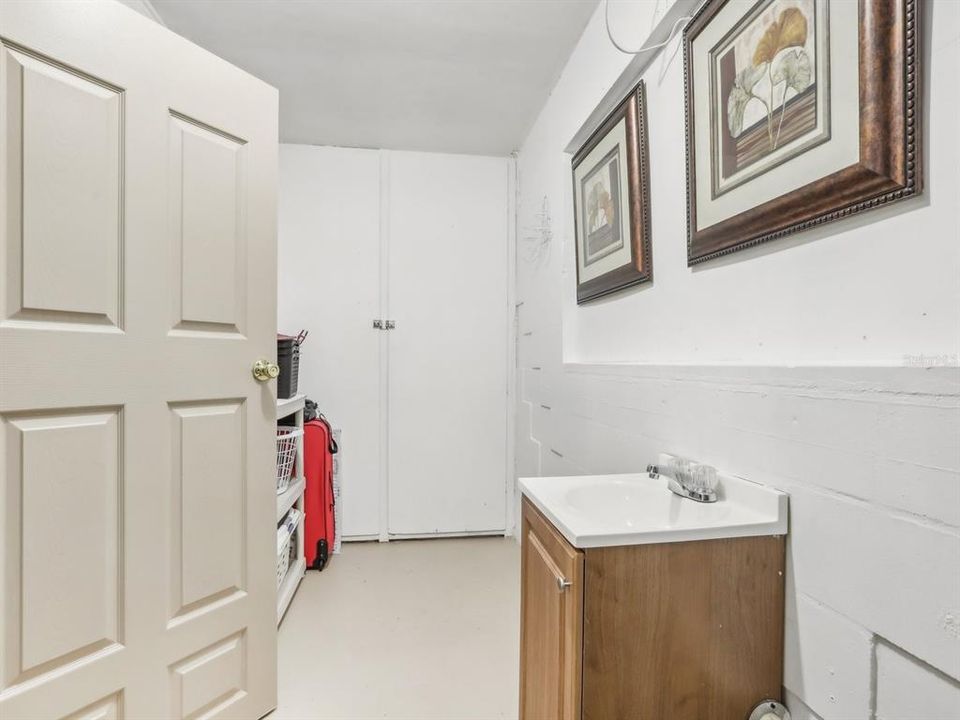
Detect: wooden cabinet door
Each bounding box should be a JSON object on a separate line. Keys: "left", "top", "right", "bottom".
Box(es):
{"left": 520, "top": 499, "right": 583, "bottom": 720}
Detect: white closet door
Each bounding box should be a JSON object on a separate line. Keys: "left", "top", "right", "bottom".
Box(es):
{"left": 387, "top": 152, "right": 509, "bottom": 536}
{"left": 0, "top": 2, "right": 278, "bottom": 717}
{"left": 278, "top": 146, "right": 383, "bottom": 538}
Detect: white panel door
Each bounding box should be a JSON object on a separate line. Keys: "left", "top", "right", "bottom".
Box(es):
{"left": 0, "top": 2, "right": 278, "bottom": 718}
{"left": 277, "top": 145, "right": 382, "bottom": 538}
{"left": 387, "top": 152, "right": 509, "bottom": 535}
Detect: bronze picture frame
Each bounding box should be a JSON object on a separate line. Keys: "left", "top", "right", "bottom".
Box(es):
{"left": 684, "top": 0, "right": 922, "bottom": 265}
{"left": 572, "top": 80, "right": 652, "bottom": 304}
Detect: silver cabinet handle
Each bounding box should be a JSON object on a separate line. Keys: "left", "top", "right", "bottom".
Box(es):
{"left": 557, "top": 576, "right": 572, "bottom": 591}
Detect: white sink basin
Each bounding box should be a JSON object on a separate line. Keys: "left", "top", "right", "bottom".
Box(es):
{"left": 520, "top": 471, "right": 788, "bottom": 548}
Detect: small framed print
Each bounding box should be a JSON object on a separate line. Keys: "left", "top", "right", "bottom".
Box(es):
{"left": 684, "top": 0, "right": 922, "bottom": 264}
{"left": 572, "top": 80, "right": 652, "bottom": 304}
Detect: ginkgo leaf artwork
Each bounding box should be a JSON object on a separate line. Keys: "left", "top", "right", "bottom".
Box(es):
{"left": 753, "top": 7, "right": 808, "bottom": 65}
{"left": 686, "top": 0, "right": 921, "bottom": 264}
{"left": 736, "top": 6, "right": 810, "bottom": 150}
{"left": 709, "top": 0, "right": 829, "bottom": 199}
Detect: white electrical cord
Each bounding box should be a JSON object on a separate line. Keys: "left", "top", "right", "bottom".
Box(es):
{"left": 604, "top": 0, "right": 692, "bottom": 55}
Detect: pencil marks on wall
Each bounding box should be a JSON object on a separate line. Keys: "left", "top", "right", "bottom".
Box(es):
{"left": 521, "top": 195, "right": 554, "bottom": 267}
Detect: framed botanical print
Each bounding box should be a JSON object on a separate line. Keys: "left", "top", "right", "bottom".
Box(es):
{"left": 572, "top": 80, "right": 652, "bottom": 303}
{"left": 684, "top": 0, "right": 922, "bottom": 264}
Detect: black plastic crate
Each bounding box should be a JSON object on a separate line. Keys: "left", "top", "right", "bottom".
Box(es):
{"left": 277, "top": 331, "right": 305, "bottom": 399}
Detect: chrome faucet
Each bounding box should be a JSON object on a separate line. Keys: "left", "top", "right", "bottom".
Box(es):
{"left": 647, "top": 460, "right": 718, "bottom": 503}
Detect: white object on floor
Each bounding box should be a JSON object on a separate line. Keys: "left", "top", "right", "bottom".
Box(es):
{"left": 272, "top": 537, "right": 520, "bottom": 720}
{"left": 520, "top": 469, "right": 788, "bottom": 548}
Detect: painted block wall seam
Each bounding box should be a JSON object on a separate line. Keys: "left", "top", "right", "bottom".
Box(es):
{"left": 784, "top": 591, "right": 875, "bottom": 719}
{"left": 875, "top": 641, "right": 960, "bottom": 719}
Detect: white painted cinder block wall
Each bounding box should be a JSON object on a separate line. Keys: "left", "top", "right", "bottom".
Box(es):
{"left": 514, "top": 1, "right": 960, "bottom": 718}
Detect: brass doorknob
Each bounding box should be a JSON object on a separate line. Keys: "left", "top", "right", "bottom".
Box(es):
{"left": 252, "top": 359, "right": 280, "bottom": 382}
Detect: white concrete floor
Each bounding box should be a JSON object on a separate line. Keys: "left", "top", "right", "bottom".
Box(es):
{"left": 272, "top": 536, "right": 521, "bottom": 720}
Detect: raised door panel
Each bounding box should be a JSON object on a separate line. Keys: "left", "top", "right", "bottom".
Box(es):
{"left": 169, "top": 401, "right": 245, "bottom": 622}
{"left": 63, "top": 693, "right": 123, "bottom": 720}
{"left": 169, "top": 632, "right": 246, "bottom": 720}
{"left": 1, "top": 45, "right": 122, "bottom": 327}
{"left": 169, "top": 113, "right": 247, "bottom": 335}
{"left": 0, "top": 409, "right": 121, "bottom": 689}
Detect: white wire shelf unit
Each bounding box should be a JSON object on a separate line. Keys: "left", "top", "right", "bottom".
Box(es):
{"left": 276, "top": 393, "right": 307, "bottom": 624}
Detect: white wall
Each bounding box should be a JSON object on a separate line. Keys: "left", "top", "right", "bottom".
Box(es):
{"left": 516, "top": 1, "right": 960, "bottom": 718}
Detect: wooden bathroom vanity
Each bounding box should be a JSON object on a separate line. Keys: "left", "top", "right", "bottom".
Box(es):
{"left": 519, "top": 489, "right": 786, "bottom": 720}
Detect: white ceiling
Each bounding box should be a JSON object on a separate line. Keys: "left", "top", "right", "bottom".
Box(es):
{"left": 150, "top": 0, "right": 598, "bottom": 155}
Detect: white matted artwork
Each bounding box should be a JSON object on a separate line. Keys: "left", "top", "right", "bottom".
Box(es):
{"left": 684, "top": 0, "right": 922, "bottom": 264}
{"left": 572, "top": 81, "right": 652, "bottom": 304}
{"left": 709, "top": 0, "right": 831, "bottom": 198}
{"left": 693, "top": 0, "right": 855, "bottom": 230}
{"left": 575, "top": 119, "right": 630, "bottom": 280}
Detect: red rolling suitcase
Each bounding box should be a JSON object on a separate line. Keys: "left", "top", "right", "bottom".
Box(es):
{"left": 303, "top": 416, "right": 337, "bottom": 570}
